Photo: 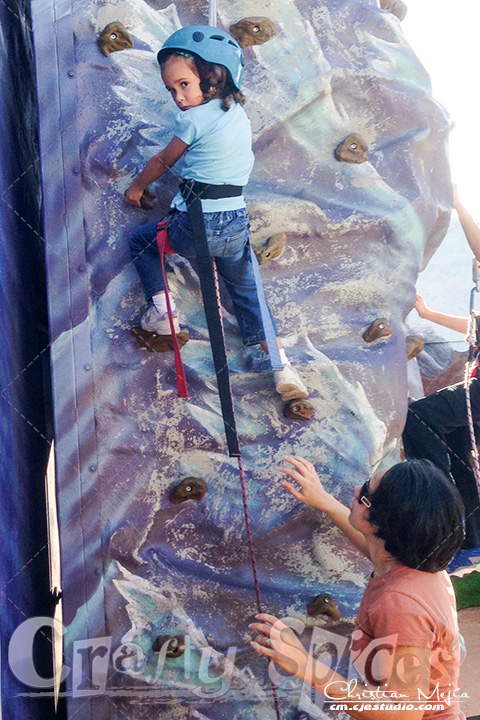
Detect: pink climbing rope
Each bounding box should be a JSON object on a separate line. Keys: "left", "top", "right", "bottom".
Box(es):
{"left": 464, "top": 313, "right": 480, "bottom": 490}
{"left": 210, "top": 260, "right": 283, "bottom": 720}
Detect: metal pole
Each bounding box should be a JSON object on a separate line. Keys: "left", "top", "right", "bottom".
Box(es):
{"left": 209, "top": 0, "right": 217, "bottom": 27}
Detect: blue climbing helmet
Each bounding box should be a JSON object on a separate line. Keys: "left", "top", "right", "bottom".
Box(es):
{"left": 157, "top": 25, "right": 245, "bottom": 91}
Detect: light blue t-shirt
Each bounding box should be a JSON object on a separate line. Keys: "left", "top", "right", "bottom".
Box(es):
{"left": 171, "top": 99, "right": 254, "bottom": 213}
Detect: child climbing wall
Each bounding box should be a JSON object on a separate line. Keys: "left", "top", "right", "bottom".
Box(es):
{"left": 124, "top": 25, "right": 308, "bottom": 402}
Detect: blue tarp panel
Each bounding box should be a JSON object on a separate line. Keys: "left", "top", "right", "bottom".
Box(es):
{"left": 0, "top": 1, "right": 56, "bottom": 719}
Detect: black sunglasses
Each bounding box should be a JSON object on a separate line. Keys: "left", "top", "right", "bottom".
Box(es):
{"left": 358, "top": 477, "right": 371, "bottom": 508}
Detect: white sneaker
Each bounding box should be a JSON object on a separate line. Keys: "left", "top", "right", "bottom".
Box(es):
{"left": 140, "top": 305, "right": 180, "bottom": 335}
{"left": 273, "top": 364, "right": 308, "bottom": 401}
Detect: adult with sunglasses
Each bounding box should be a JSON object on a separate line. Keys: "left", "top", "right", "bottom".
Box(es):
{"left": 250, "top": 456, "right": 466, "bottom": 720}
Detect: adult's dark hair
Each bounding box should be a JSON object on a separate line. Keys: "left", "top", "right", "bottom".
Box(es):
{"left": 368, "top": 459, "right": 465, "bottom": 572}
{"left": 159, "top": 51, "right": 246, "bottom": 111}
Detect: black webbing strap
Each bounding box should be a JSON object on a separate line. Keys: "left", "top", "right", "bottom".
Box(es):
{"left": 179, "top": 178, "right": 242, "bottom": 201}
{"left": 181, "top": 181, "right": 240, "bottom": 457}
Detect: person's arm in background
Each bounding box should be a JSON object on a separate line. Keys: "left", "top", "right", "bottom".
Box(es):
{"left": 414, "top": 293, "right": 468, "bottom": 335}
{"left": 454, "top": 184, "right": 480, "bottom": 262}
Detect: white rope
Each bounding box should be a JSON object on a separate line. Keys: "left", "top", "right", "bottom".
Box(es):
{"left": 464, "top": 313, "right": 480, "bottom": 490}
{"left": 208, "top": 0, "right": 217, "bottom": 27}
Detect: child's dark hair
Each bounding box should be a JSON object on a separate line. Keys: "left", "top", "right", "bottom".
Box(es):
{"left": 160, "top": 50, "right": 246, "bottom": 111}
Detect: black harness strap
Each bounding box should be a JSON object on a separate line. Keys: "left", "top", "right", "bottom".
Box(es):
{"left": 181, "top": 179, "right": 241, "bottom": 456}
{"left": 179, "top": 178, "right": 284, "bottom": 720}
{"left": 179, "top": 178, "right": 242, "bottom": 201}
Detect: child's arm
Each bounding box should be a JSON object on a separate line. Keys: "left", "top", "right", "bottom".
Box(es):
{"left": 124, "top": 136, "right": 188, "bottom": 207}
{"left": 279, "top": 456, "right": 370, "bottom": 558}
{"left": 414, "top": 293, "right": 469, "bottom": 334}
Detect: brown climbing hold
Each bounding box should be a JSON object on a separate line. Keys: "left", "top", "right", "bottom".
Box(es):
{"left": 130, "top": 326, "right": 189, "bottom": 352}
{"left": 254, "top": 233, "right": 286, "bottom": 265}
{"left": 170, "top": 478, "right": 207, "bottom": 505}
{"left": 140, "top": 189, "right": 156, "bottom": 210}
{"left": 334, "top": 133, "right": 369, "bottom": 164}
{"left": 362, "top": 318, "right": 392, "bottom": 343}
{"left": 97, "top": 21, "right": 134, "bottom": 58}
{"left": 406, "top": 334, "right": 424, "bottom": 361}
{"left": 229, "top": 17, "right": 277, "bottom": 47}
{"left": 380, "top": 0, "right": 408, "bottom": 21}
{"left": 284, "top": 400, "right": 314, "bottom": 422}
{"left": 307, "top": 593, "right": 341, "bottom": 620}
{"left": 152, "top": 635, "right": 186, "bottom": 657}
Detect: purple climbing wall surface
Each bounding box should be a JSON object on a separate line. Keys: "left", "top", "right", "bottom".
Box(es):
{"left": 31, "top": 0, "right": 452, "bottom": 718}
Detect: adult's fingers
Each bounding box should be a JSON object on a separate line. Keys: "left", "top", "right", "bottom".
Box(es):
{"left": 249, "top": 621, "right": 273, "bottom": 636}
{"left": 284, "top": 455, "right": 313, "bottom": 470}
{"left": 251, "top": 640, "right": 274, "bottom": 658}
{"left": 279, "top": 466, "right": 309, "bottom": 485}
{"left": 279, "top": 481, "right": 305, "bottom": 502}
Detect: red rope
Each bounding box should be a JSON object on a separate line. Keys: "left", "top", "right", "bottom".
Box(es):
{"left": 156, "top": 222, "right": 188, "bottom": 398}
{"left": 210, "top": 260, "right": 282, "bottom": 720}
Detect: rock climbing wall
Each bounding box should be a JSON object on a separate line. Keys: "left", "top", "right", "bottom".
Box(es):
{"left": 31, "top": 0, "right": 452, "bottom": 718}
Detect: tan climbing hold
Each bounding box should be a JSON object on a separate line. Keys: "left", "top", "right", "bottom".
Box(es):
{"left": 406, "top": 334, "right": 424, "bottom": 360}
{"left": 362, "top": 318, "right": 392, "bottom": 343}
{"left": 130, "top": 326, "right": 189, "bottom": 352}
{"left": 98, "top": 22, "right": 133, "bottom": 58}
{"left": 380, "top": 0, "right": 408, "bottom": 21}
{"left": 140, "top": 189, "right": 156, "bottom": 210}
{"left": 284, "top": 399, "right": 314, "bottom": 422}
{"left": 307, "top": 593, "right": 341, "bottom": 620}
{"left": 152, "top": 635, "right": 186, "bottom": 658}
{"left": 254, "top": 233, "right": 286, "bottom": 265}
{"left": 229, "top": 17, "right": 277, "bottom": 47}
{"left": 170, "top": 478, "right": 207, "bottom": 505}
{"left": 335, "top": 133, "right": 369, "bottom": 164}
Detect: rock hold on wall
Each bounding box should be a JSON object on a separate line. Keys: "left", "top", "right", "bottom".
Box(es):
{"left": 334, "top": 133, "right": 369, "bottom": 164}
{"left": 380, "top": 0, "right": 408, "bottom": 22}
{"left": 97, "top": 21, "right": 134, "bottom": 56}
{"left": 229, "top": 16, "right": 277, "bottom": 47}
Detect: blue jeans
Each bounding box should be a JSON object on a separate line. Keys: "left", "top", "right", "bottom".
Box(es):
{"left": 129, "top": 209, "right": 275, "bottom": 346}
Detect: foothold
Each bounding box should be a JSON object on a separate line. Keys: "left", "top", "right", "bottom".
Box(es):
{"left": 97, "top": 22, "right": 133, "bottom": 58}
{"left": 170, "top": 477, "right": 207, "bottom": 505}
{"left": 254, "top": 233, "right": 286, "bottom": 265}
{"left": 140, "top": 189, "right": 156, "bottom": 210}
{"left": 406, "top": 333, "right": 424, "bottom": 361}
{"left": 307, "top": 593, "right": 341, "bottom": 620}
{"left": 334, "top": 133, "right": 369, "bottom": 164}
{"left": 362, "top": 318, "right": 392, "bottom": 343}
{"left": 152, "top": 635, "right": 186, "bottom": 658}
{"left": 284, "top": 399, "right": 314, "bottom": 422}
{"left": 380, "top": 0, "right": 408, "bottom": 21}
{"left": 229, "top": 17, "right": 277, "bottom": 47}
{"left": 130, "top": 326, "right": 189, "bottom": 352}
